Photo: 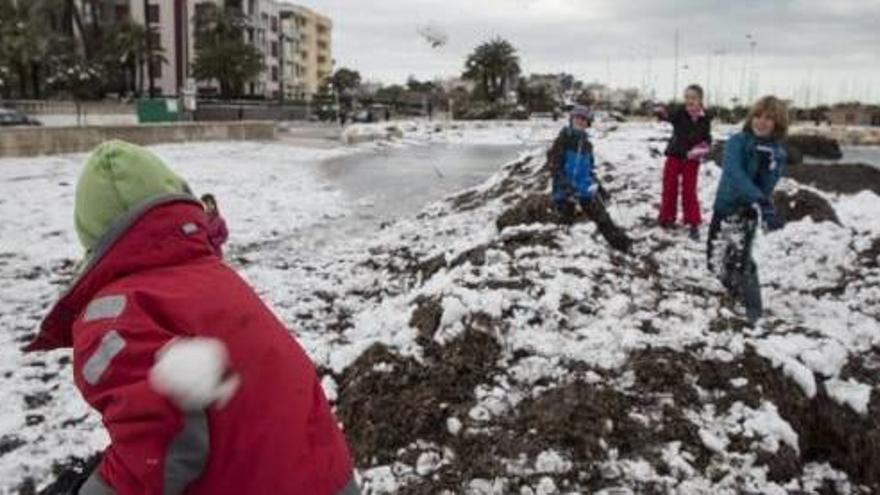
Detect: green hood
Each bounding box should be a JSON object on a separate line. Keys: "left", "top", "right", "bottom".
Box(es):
{"left": 75, "top": 140, "right": 190, "bottom": 252}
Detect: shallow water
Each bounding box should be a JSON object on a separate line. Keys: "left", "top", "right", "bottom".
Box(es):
{"left": 804, "top": 145, "right": 880, "bottom": 169}
{"left": 292, "top": 143, "right": 529, "bottom": 251}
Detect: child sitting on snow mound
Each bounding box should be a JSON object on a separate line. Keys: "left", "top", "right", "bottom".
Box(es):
{"left": 707, "top": 96, "right": 788, "bottom": 325}
{"left": 548, "top": 105, "right": 633, "bottom": 252}
{"left": 25, "top": 141, "right": 359, "bottom": 495}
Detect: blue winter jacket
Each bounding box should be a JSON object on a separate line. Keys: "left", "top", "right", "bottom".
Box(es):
{"left": 550, "top": 126, "right": 595, "bottom": 205}
{"left": 712, "top": 130, "right": 787, "bottom": 216}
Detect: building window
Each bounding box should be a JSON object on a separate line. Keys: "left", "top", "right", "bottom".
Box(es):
{"left": 151, "top": 60, "right": 163, "bottom": 78}
{"left": 149, "top": 31, "right": 161, "bottom": 50}
{"left": 271, "top": 16, "right": 278, "bottom": 33}
{"left": 271, "top": 41, "right": 278, "bottom": 57}
{"left": 261, "top": 12, "right": 268, "bottom": 25}
{"left": 317, "top": 56, "right": 327, "bottom": 64}
{"left": 194, "top": 3, "right": 212, "bottom": 25}
{"left": 147, "top": 4, "right": 160, "bottom": 23}
{"left": 271, "top": 66, "right": 278, "bottom": 82}
{"left": 115, "top": 4, "right": 129, "bottom": 20}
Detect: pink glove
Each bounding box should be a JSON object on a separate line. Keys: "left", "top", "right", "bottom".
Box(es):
{"left": 687, "top": 142, "right": 710, "bottom": 162}
{"left": 653, "top": 105, "right": 668, "bottom": 120}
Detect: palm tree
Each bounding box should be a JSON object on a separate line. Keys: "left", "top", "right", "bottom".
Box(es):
{"left": 102, "top": 21, "right": 166, "bottom": 97}
{"left": 462, "top": 38, "right": 521, "bottom": 103}
{"left": 111, "top": 22, "right": 147, "bottom": 95}
{"left": 0, "top": 0, "right": 56, "bottom": 98}
{"left": 192, "top": 4, "right": 264, "bottom": 99}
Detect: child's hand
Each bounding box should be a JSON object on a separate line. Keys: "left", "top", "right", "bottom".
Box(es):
{"left": 687, "top": 142, "right": 710, "bottom": 162}
{"left": 756, "top": 199, "right": 785, "bottom": 232}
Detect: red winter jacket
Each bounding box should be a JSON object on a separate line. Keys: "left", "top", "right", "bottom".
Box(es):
{"left": 27, "top": 196, "right": 356, "bottom": 495}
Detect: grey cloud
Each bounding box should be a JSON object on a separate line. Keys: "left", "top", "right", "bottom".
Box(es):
{"left": 289, "top": 0, "right": 880, "bottom": 103}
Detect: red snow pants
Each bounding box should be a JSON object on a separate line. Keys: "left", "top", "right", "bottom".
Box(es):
{"left": 659, "top": 156, "right": 702, "bottom": 227}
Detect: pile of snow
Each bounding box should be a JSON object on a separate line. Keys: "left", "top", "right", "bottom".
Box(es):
{"left": 1, "top": 121, "right": 878, "bottom": 493}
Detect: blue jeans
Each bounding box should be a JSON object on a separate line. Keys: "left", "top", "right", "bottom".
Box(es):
{"left": 707, "top": 209, "right": 762, "bottom": 323}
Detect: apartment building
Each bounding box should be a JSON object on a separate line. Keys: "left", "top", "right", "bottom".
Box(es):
{"left": 282, "top": 5, "right": 333, "bottom": 100}
{"left": 114, "top": 0, "right": 329, "bottom": 99}
{"left": 127, "top": 0, "right": 209, "bottom": 97}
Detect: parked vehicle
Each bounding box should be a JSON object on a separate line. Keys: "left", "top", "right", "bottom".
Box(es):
{"left": 0, "top": 108, "right": 42, "bottom": 126}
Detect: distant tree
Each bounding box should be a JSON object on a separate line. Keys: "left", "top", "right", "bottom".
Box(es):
{"left": 575, "top": 90, "right": 595, "bottom": 106}
{"left": 46, "top": 57, "right": 103, "bottom": 100}
{"left": 375, "top": 84, "right": 406, "bottom": 102}
{"left": 462, "top": 38, "right": 521, "bottom": 103}
{"left": 328, "top": 67, "right": 361, "bottom": 95}
{"left": 100, "top": 20, "right": 166, "bottom": 97}
{"left": 0, "top": 0, "right": 59, "bottom": 98}
{"left": 193, "top": 4, "right": 264, "bottom": 99}
{"left": 559, "top": 73, "right": 577, "bottom": 92}
{"left": 406, "top": 76, "right": 437, "bottom": 93}
{"left": 517, "top": 78, "right": 556, "bottom": 113}
{"left": 0, "top": 63, "right": 10, "bottom": 98}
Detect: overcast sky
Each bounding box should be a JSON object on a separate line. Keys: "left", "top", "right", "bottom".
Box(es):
{"left": 288, "top": 0, "right": 880, "bottom": 105}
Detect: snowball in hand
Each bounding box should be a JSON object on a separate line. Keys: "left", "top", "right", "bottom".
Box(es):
{"left": 149, "top": 337, "right": 240, "bottom": 411}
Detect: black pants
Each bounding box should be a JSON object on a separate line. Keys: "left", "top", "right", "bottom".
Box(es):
{"left": 557, "top": 196, "right": 632, "bottom": 253}
{"left": 707, "top": 209, "right": 762, "bottom": 323}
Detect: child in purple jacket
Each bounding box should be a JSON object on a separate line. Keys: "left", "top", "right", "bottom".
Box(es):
{"left": 201, "top": 193, "right": 228, "bottom": 257}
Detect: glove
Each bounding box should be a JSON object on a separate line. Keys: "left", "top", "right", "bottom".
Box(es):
{"left": 756, "top": 198, "right": 785, "bottom": 231}
{"left": 653, "top": 104, "right": 668, "bottom": 120}
{"left": 687, "top": 142, "right": 710, "bottom": 162}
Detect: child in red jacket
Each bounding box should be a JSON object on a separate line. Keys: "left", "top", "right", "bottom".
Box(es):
{"left": 26, "top": 141, "right": 358, "bottom": 495}
{"left": 655, "top": 84, "right": 713, "bottom": 240}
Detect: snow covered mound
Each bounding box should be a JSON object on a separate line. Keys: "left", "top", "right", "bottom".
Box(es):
{"left": 298, "top": 123, "right": 879, "bottom": 493}
{"left": 1, "top": 122, "right": 878, "bottom": 494}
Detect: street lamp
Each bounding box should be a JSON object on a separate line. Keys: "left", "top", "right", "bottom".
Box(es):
{"left": 746, "top": 34, "right": 757, "bottom": 102}
{"left": 711, "top": 49, "right": 726, "bottom": 107}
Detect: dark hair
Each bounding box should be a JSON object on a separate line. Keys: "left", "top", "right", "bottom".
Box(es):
{"left": 743, "top": 95, "right": 789, "bottom": 140}
{"left": 201, "top": 193, "right": 217, "bottom": 206}
{"left": 685, "top": 84, "right": 704, "bottom": 101}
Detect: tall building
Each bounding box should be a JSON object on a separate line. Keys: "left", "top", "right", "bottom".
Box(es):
{"left": 120, "top": 0, "right": 330, "bottom": 99}
{"left": 129, "top": 0, "right": 207, "bottom": 97}
{"left": 236, "top": 0, "right": 283, "bottom": 98}
{"left": 279, "top": 11, "right": 300, "bottom": 99}
{"left": 283, "top": 4, "right": 332, "bottom": 100}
